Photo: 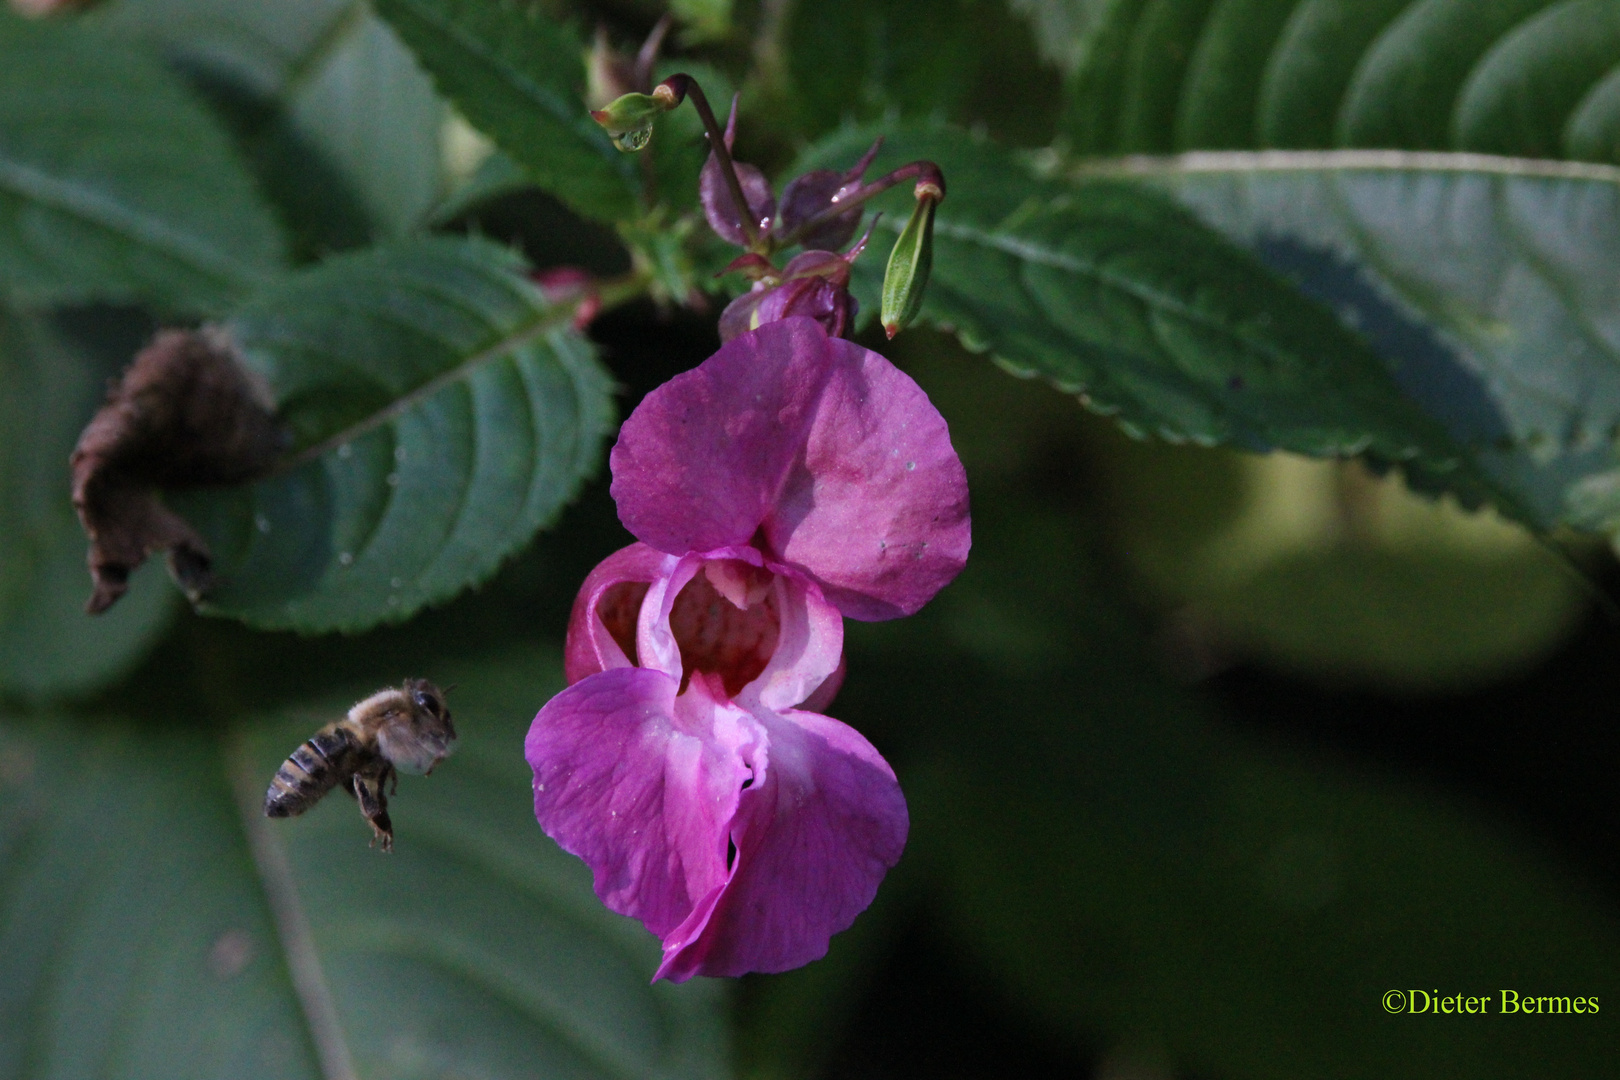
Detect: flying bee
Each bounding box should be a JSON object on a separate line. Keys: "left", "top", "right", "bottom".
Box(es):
{"left": 264, "top": 679, "right": 456, "bottom": 852}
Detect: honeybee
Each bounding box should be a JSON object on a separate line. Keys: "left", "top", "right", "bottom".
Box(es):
{"left": 264, "top": 679, "right": 456, "bottom": 852}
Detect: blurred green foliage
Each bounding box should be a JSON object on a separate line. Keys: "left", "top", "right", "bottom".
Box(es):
{"left": 4, "top": 0, "right": 1620, "bottom": 1077}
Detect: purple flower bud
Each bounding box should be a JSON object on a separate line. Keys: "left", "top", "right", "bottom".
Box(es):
{"left": 778, "top": 138, "right": 883, "bottom": 252}
{"left": 700, "top": 96, "right": 775, "bottom": 247}
{"left": 717, "top": 239, "right": 871, "bottom": 342}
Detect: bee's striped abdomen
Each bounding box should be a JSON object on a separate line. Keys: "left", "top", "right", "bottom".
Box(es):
{"left": 264, "top": 724, "right": 360, "bottom": 818}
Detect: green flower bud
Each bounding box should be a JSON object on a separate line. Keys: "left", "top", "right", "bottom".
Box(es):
{"left": 589, "top": 86, "right": 678, "bottom": 152}
{"left": 881, "top": 183, "right": 941, "bottom": 339}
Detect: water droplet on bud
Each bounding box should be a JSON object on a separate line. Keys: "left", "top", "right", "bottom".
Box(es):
{"left": 611, "top": 126, "right": 653, "bottom": 152}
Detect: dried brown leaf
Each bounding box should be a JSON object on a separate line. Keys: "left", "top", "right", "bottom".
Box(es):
{"left": 70, "top": 328, "right": 285, "bottom": 613}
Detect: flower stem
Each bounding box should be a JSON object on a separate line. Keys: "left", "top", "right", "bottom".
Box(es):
{"left": 658, "top": 73, "right": 762, "bottom": 250}
{"left": 774, "top": 161, "right": 945, "bottom": 251}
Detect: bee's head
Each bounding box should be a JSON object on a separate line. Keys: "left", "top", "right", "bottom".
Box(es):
{"left": 408, "top": 679, "right": 453, "bottom": 724}
{"left": 380, "top": 678, "right": 457, "bottom": 773}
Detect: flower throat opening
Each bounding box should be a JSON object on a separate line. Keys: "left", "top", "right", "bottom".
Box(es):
{"left": 669, "top": 560, "right": 780, "bottom": 698}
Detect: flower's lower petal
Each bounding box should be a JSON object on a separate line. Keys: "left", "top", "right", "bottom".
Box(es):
{"left": 653, "top": 707, "right": 907, "bottom": 981}
{"left": 749, "top": 570, "right": 843, "bottom": 713}
{"left": 764, "top": 334, "right": 971, "bottom": 621}
{"left": 564, "top": 543, "right": 675, "bottom": 684}
{"left": 527, "top": 667, "right": 760, "bottom": 939}
{"left": 797, "top": 654, "right": 845, "bottom": 714}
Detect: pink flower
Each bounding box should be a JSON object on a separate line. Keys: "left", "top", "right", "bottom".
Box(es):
{"left": 526, "top": 317, "right": 969, "bottom": 980}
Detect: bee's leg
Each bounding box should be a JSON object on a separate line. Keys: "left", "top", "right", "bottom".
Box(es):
{"left": 351, "top": 773, "right": 394, "bottom": 852}
{"left": 385, "top": 762, "right": 398, "bottom": 797}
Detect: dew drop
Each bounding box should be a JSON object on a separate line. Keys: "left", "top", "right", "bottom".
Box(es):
{"left": 387, "top": 594, "right": 400, "bottom": 606}
{"left": 390, "top": 577, "right": 403, "bottom": 589}
{"left": 394, "top": 446, "right": 407, "bottom": 463}
{"left": 338, "top": 551, "right": 353, "bottom": 566}
{"left": 336, "top": 443, "right": 352, "bottom": 460}
{"left": 254, "top": 514, "right": 270, "bottom": 534}
{"left": 906, "top": 461, "right": 916, "bottom": 470}
{"left": 611, "top": 127, "right": 653, "bottom": 152}
{"left": 386, "top": 472, "right": 400, "bottom": 487}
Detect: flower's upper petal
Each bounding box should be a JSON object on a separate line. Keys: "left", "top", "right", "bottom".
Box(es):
{"left": 654, "top": 706, "right": 907, "bottom": 981}
{"left": 564, "top": 542, "right": 676, "bottom": 685}
{"left": 613, "top": 319, "right": 969, "bottom": 620}
{"left": 611, "top": 318, "right": 834, "bottom": 555}
{"left": 526, "top": 667, "right": 760, "bottom": 939}
{"left": 762, "top": 334, "right": 970, "bottom": 621}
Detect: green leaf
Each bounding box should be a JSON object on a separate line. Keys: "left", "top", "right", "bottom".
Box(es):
{"left": 1051, "top": 0, "right": 1152, "bottom": 153}
{"left": 779, "top": 0, "right": 1062, "bottom": 145}
{"left": 1451, "top": 0, "right": 1620, "bottom": 159}
{"left": 1336, "top": 0, "right": 1564, "bottom": 150}
{"left": 0, "top": 10, "right": 286, "bottom": 312}
{"left": 372, "top": 0, "right": 641, "bottom": 224}
{"left": 1061, "top": 0, "right": 1620, "bottom": 158}
{"left": 1006, "top": 0, "right": 1125, "bottom": 76}
{"left": 1088, "top": 151, "right": 1620, "bottom": 531}
{"left": 176, "top": 236, "right": 616, "bottom": 633}
{"left": 1254, "top": 0, "right": 1418, "bottom": 148}
{"left": 670, "top": 0, "right": 734, "bottom": 43}
{"left": 0, "top": 650, "right": 731, "bottom": 1079}
{"left": 429, "top": 148, "right": 534, "bottom": 227}
{"left": 1115, "top": 0, "right": 1217, "bottom": 152}
{"left": 795, "top": 125, "right": 1469, "bottom": 466}
{"left": 99, "top": 0, "right": 448, "bottom": 255}
{"left": 784, "top": 0, "right": 981, "bottom": 132}
{"left": 278, "top": 11, "right": 447, "bottom": 239}
{"left": 0, "top": 308, "right": 177, "bottom": 703}
{"left": 1173, "top": 0, "right": 1302, "bottom": 150}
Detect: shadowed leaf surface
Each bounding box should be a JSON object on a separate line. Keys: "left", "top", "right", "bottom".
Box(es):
{"left": 0, "top": 307, "right": 177, "bottom": 703}
{"left": 0, "top": 649, "right": 730, "bottom": 1079}
{"left": 99, "top": 0, "right": 448, "bottom": 256}
{"left": 1088, "top": 152, "right": 1620, "bottom": 533}
{"left": 0, "top": 10, "right": 286, "bottom": 312}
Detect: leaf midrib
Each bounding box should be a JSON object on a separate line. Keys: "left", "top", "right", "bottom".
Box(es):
{"left": 0, "top": 155, "right": 264, "bottom": 295}
{"left": 1099, "top": 147, "right": 1620, "bottom": 445}
{"left": 1070, "top": 148, "right": 1620, "bottom": 184}
{"left": 273, "top": 300, "right": 575, "bottom": 473}
{"left": 919, "top": 212, "right": 1316, "bottom": 376}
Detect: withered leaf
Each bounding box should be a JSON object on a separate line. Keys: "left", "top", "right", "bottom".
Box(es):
{"left": 70, "top": 329, "right": 285, "bottom": 614}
